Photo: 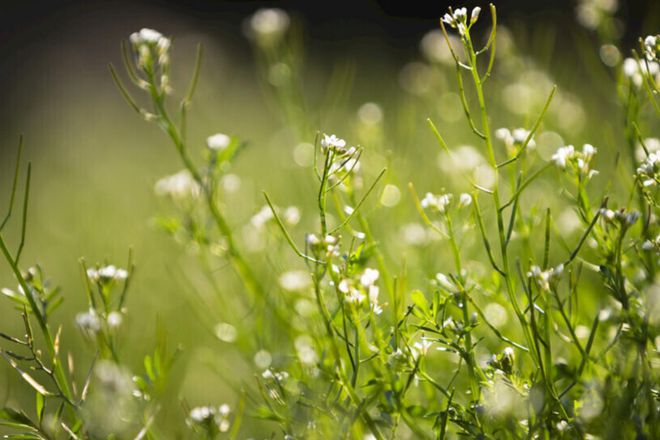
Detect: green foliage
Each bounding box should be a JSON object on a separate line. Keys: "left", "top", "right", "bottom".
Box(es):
{"left": 1, "top": 3, "right": 659, "bottom": 439}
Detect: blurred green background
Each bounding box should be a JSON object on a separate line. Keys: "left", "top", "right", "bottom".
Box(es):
{"left": 0, "top": 0, "right": 659, "bottom": 435}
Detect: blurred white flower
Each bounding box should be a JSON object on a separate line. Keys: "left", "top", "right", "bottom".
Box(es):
{"left": 76, "top": 309, "right": 101, "bottom": 335}
{"left": 421, "top": 192, "right": 452, "bottom": 213}
{"left": 155, "top": 170, "right": 201, "bottom": 199}
{"left": 206, "top": 133, "right": 231, "bottom": 151}
{"left": 278, "top": 270, "right": 312, "bottom": 292}
{"left": 107, "top": 311, "right": 123, "bottom": 329}
{"left": 248, "top": 8, "right": 290, "bottom": 41}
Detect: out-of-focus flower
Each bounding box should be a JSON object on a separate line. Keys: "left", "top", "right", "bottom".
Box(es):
{"left": 421, "top": 192, "right": 452, "bottom": 213}
{"left": 247, "top": 8, "right": 290, "bottom": 45}
{"left": 206, "top": 133, "right": 231, "bottom": 151}
{"left": 155, "top": 170, "right": 201, "bottom": 200}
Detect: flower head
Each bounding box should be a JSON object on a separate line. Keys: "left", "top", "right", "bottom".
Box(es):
{"left": 206, "top": 133, "right": 231, "bottom": 151}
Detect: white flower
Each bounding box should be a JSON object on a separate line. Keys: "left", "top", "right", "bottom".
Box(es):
{"left": 413, "top": 338, "right": 433, "bottom": 356}
{"left": 76, "top": 309, "right": 101, "bottom": 334}
{"left": 250, "top": 205, "right": 274, "bottom": 230}
{"left": 249, "top": 8, "right": 290, "bottom": 39}
{"left": 87, "top": 265, "right": 128, "bottom": 283}
{"left": 360, "top": 268, "right": 380, "bottom": 287}
{"left": 283, "top": 206, "right": 301, "bottom": 225}
{"left": 189, "top": 406, "right": 214, "bottom": 423}
{"left": 107, "top": 311, "right": 123, "bottom": 328}
{"left": 459, "top": 193, "right": 472, "bottom": 208}
{"left": 527, "top": 264, "right": 563, "bottom": 291}
{"left": 435, "top": 273, "right": 456, "bottom": 291}
{"left": 155, "top": 170, "right": 201, "bottom": 199}
{"left": 278, "top": 270, "right": 312, "bottom": 292}
{"left": 470, "top": 7, "right": 481, "bottom": 24}
{"left": 645, "top": 35, "right": 658, "bottom": 60}
{"left": 421, "top": 192, "right": 453, "bottom": 213}
{"left": 206, "top": 133, "right": 231, "bottom": 151}
{"left": 321, "top": 134, "right": 348, "bottom": 154}
{"left": 130, "top": 28, "right": 164, "bottom": 46}
{"left": 551, "top": 145, "right": 575, "bottom": 168}
{"left": 369, "top": 285, "right": 383, "bottom": 315}
{"left": 129, "top": 28, "right": 171, "bottom": 72}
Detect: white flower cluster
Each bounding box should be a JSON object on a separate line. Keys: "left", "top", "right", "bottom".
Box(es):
{"left": 86, "top": 265, "right": 129, "bottom": 283}
{"left": 421, "top": 191, "right": 471, "bottom": 214}
{"left": 645, "top": 35, "right": 659, "bottom": 61}
{"left": 187, "top": 404, "right": 231, "bottom": 432}
{"left": 576, "top": 0, "right": 618, "bottom": 31}
{"left": 337, "top": 268, "right": 383, "bottom": 314}
{"left": 321, "top": 134, "right": 355, "bottom": 157}
{"left": 75, "top": 309, "right": 123, "bottom": 336}
{"left": 636, "top": 152, "right": 659, "bottom": 187}
{"left": 441, "top": 6, "right": 481, "bottom": 36}
{"left": 155, "top": 170, "right": 201, "bottom": 200}
{"left": 600, "top": 208, "right": 640, "bottom": 227}
{"left": 248, "top": 8, "right": 290, "bottom": 44}
{"left": 622, "top": 57, "right": 660, "bottom": 88}
{"left": 551, "top": 144, "right": 598, "bottom": 179}
{"left": 251, "top": 205, "right": 300, "bottom": 231}
{"left": 527, "top": 264, "right": 564, "bottom": 291}
{"left": 412, "top": 337, "right": 434, "bottom": 358}
{"left": 495, "top": 127, "right": 536, "bottom": 152}
{"left": 262, "top": 369, "right": 290, "bottom": 382}
{"left": 75, "top": 308, "right": 102, "bottom": 335}
{"left": 129, "top": 28, "right": 171, "bottom": 91}
{"left": 306, "top": 233, "right": 341, "bottom": 258}
{"left": 206, "top": 133, "right": 231, "bottom": 151}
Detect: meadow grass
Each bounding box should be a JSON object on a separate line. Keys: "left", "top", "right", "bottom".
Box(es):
{"left": 0, "top": 2, "right": 659, "bottom": 439}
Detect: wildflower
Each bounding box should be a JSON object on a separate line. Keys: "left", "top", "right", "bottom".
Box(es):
{"left": 421, "top": 192, "right": 452, "bottom": 213}
{"left": 551, "top": 144, "right": 598, "bottom": 179}
{"left": 107, "top": 311, "right": 123, "bottom": 328}
{"left": 248, "top": 8, "right": 290, "bottom": 42}
{"left": 369, "top": 285, "right": 383, "bottom": 315}
{"left": 442, "top": 7, "right": 469, "bottom": 37}
{"left": 360, "top": 268, "right": 380, "bottom": 287}
{"left": 459, "top": 193, "right": 472, "bottom": 208}
{"left": 307, "top": 233, "right": 340, "bottom": 258}
{"left": 527, "top": 264, "right": 563, "bottom": 291}
{"left": 155, "top": 170, "right": 201, "bottom": 200}
{"left": 412, "top": 338, "right": 433, "bottom": 357}
{"left": 250, "top": 205, "right": 274, "bottom": 230}
{"left": 495, "top": 127, "right": 536, "bottom": 152}
{"left": 636, "top": 152, "right": 659, "bottom": 187}
{"left": 321, "top": 134, "right": 349, "bottom": 155}
{"left": 551, "top": 145, "right": 575, "bottom": 168}
{"left": 622, "top": 57, "right": 660, "bottom": 88}
{"left": 76, "top": 308, "right": 102, "bottom": 335}
{"left": 435, "top": 272, "right": 457, "bottom": 291}
{"left": 576, "top": 0, "right": 618, "bottom": 30}
{"left": 278, "top": 270, "right": 312, "bottom": 292}
{"left": 601, "top": 208, "right": 641, "bottom": 227}
{"left": 188, "top": 406, "right": 214, "bottom": 423}
{"left": 641, "top": 234, "right": 660, "bottom": 254}
{"left": 130, "top": 28, "right": 164, "bottom": 46}
{"left": 279, "top": 206, "right": 299, "bottom": 226}
{"left": 470, "top": 6, "right": 481, "bottom": 25}
{"left": 129, "top": 28, "right": 171, "bottom": 77}
{"left": 206, "top": 133, "right": 231, "bottom": 151}
{"left": 645, "top": 34, "right": 659, "bottom": 61}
